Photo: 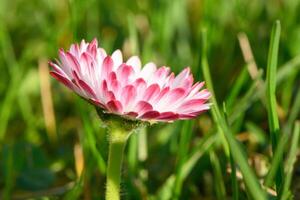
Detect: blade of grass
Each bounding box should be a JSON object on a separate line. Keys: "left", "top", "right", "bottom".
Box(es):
{"left": 229, "top": 151, "right": 239, "bottom": 200}
{"left": 280, "top": 121, "right": 300, "bottom": 200}
{"left": 200, "top": 27, "right": 229, "bottom": 156}
{"left": 156, "top": 133, "right": 218, "bottom": 200}
{"left": 0, "top": 24, "right": 22, "bottom": 142}
{"left": 227, "top": 53, "right": 300, "bottom": 127}
{"left": 178, "top": 121, "right": 194, "bottom": 160}
{"left": 266, "top": 20, "right": 284, "bottom": 193}
{"left": 229, "top": 70, "right": 263, "bottom": 123}
{"left": 227, "top": 33, "right": 300, "bottom": 128}
{"left": 277, "top": 55, "right": 300, "bottom": 84}
{"left": 82, "top": 116, "right": 106, "bottom": 174}
{"left": 78, "top": 99, "right": 106, "bottom": 174}
{"left": 223, "top": 103, "right": 239, "bottom": 200}
{"left": 210, "top": 151, "right": 226, "bottom": 200}
{"left": 283, "top": 88, "right": 300, "bottom": 135}
{"left": 173, "top": 120, "right": 194, "bottom": 199}
{"left": 182, "top": 134, "right": 218, "bottom": 179}
{"left": 201, "top": 28, "right": 267, "bottom": 200}
{"left": 281, "top": 72, "right": 297, "bottom": 113}
{"left": 237, "top": 32, "right": 260, "bottom": 80}
{"left": 264, "top": 130, "right": 288, "bottom": 188}
{"left": 63, "top": 173, "right": 84, "bottom": 200}
{"left": 225, "top": 66, "right": 249, "bottom": 110}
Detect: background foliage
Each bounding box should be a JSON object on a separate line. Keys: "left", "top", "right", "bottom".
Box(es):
{"left": 0, "top": 0, "right": 299, "bottom": 199}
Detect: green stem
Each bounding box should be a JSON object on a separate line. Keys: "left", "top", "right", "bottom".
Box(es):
{"left": 105, "top": 128, "right": 129, "bottom": 200}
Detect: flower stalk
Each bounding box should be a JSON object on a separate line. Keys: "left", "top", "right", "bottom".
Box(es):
{"left": 98, "top": 110, "right": 142, "bottom": 200}
{"left": 106, "top": 126, "right": 129, "bottom": 200}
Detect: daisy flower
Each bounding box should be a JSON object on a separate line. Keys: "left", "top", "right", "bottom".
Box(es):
{"left": 49, "top": 39, "right": 211, "bottom": 123}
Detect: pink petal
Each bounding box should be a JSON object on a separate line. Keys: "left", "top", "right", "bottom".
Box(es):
{"left": 121, "top": 85, "right": 136, "bottom": 107}
{"left": 133, "top": 78, "right": 146, "bottom": 87}
{"left": 69, "top": 44, "right": 80, "bottom": 57}
{"left": 165, "top": 73, "right": 175, "bottom": 87}
{"left": 178, "top": 110, "right": 209, "bottom": 119}
{"left": 116, "top": 64, "right": 134, "bottom": 84}
{"left": 133, "top": 78, "right": 146, "bottom": 95}
{"left": 135, "top": 101, "right": 153, "bottom": 114}
{"left": 181, "top": 74, "right": 194, "bottom": 89}
{"left": 172, "top": 67, "right": 190, "bottom": 88}
{"left": 89, "top": 99, "right": 106, "bottom": 109}
{"left": 154, "top": 66, "right": 170, "bottom": 79}
{"left": 101, "top": 81, "right": 117, "bottom": 103}
{"left": 157, "top": 112, "right": 179, "bottom": 120}
{"left": 150, "top": 66, "right": 171, "bottom": 87}
{"left": 192, "top": 89, "right": 211, "bottom": 99}
{"left": 106, "top": 100, "right": 123, "bottom": 113}
{"left": 107, "top": 72, "right": 117, "bottom": 86}
{"left": 87, "top": 38, "right": 98, "bottom": 57}
{"left": 111, "top": 50, "right": 123, "bottom": 70}
{"left": 143, "top": 84, "right": 160, "bottom": 101}
{"left": 107, "top": 73, "right": 120, "bottom": 95}
{"left": 178, "top": 99, "right": 208, "bottom": 111}
{"left": 102, "top": 56, "right": 114, "bottom": 79}
{"left": 80, "top": 52, "right": 93, "bottom": 74}
{"left": 178, "top": 114, "right": 196, "bottom": 119}
{"left": 106, "top": 91, "right": 116, "bottom": 102}
{"left": 166, "top": 88, "right": 186, "bottom": 102}
{"left": 155, "top": 87, "right": 186, "bottom": 111}
{"left": 50, "top": 71, "right": 74, "bottom": 90}
{"left": 187, "top": 82, "right": 205, "bottom": 98}
{"left": 140, "top": 62, "right": 157, "bottom": 80}
{"left": 97, "top": 48, "right": 107, "bottom": 61}
{"left": 126, "top": 56, "right": 141, "bottom": 72}
{"left": 78, "top": 79, "right": 97, "bottom": 98}
{"left": 81, "top": 52, "right": 92, "bottom": 63}
{"left": 65, "top": 52, "right": 81, "bottom": 73}
{"left": 49, "top": 62, "right": 66, "bottom": 76}
{"left": 153, "top": 87, "right": 170, "bottom": 103}
{"left": 100, "top": 80, "right": 108, "bottom": 101}
{"left": 58, "top": 50, "right": 77, "bottom": 75}
{"left": 110, "top": 80, "right": 121, "bottom": 95}
{"left": 71, "top": 70, "right": 80, "bottom": 87}
{"left": 80, "top": 39, "right": 88, "bottom": 51}
{"left": 101, "top": 80, "right": 108, "bottom": 90}
{"left": 105, "top": 75, "right": 120, "bottom": 99}
{"left": 140, "top": 111, "right": 160, "bottom": 119}
{"left": 101, "top": 80, "right": 118, "bottom": 103}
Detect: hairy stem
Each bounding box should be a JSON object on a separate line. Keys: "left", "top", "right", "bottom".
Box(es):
{"left": 105, "top": 128, "right": 129, "bottom": 200}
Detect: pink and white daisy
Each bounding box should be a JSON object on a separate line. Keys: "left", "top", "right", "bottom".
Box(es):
{"left": 49, "top": 39, "right": 211, "bottom": 122}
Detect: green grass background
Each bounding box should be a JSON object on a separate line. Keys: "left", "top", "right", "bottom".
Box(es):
{"left": 0, "top": 0, "right": 299, "bottom": 199}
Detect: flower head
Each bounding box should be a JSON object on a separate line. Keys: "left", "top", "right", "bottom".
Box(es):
{"left": 50, "top": 39, "right": 211, "bottom": 122}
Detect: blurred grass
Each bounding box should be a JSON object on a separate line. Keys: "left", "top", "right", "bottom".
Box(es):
{"left": 0, "top": 0, "right": 299, "bottom": 199}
